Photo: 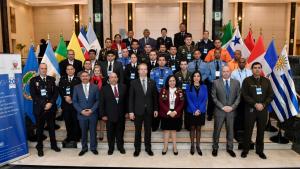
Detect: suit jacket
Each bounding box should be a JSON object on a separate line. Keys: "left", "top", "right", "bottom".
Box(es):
{"left": 129, "top": 78, "right": 158, "bottom": 115}
{"left": 156, "top": 36, "right": 173, "bottom": 49}
{"left": 59, "top": 59, "right": 83, "bottom": 77}
{"left": 174, "top": 32, "right": 192, "bottom": 48}
{"left": 100, "top": 60, "right": 124, "bottom": 84}
{"left": 211, "top": 78, "right": 241, "bottom": 114}
{"left": 158, "top": 87, "right": 184, "bottom": 118}
{"left": 196, "top": 39, "right": 214, "bottom": 60}
{"left": 123, "top": 38, "right": 138, "bottom": 49}
{"left": 129, "top": 48, "right": 142, "bottom": 57}
{"left": 138, "top": 37, "right": 157, "bottom": 50}
{"left": 100, "top": 84, "right": 127, "bottom": 122}
{"left": 58, "top": 76, "right": 81, "bottom": 108}
{"left": 72, "top": 83, "right": 100, "bottom": 120}
{"left": 185, "top": 84, "right": 208, "bottom": 114}
{"left": 147, "top": 60, "right": 159, "bottom": 77}
{"left": 124, "top": 63, "right": 139, "bottom": 87}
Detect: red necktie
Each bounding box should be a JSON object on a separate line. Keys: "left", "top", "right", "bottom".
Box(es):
{"left": 114, "top": 86, "right": 119, "bottom": 98}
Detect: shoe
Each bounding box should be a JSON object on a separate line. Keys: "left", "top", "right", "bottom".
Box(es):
{"left": 133, "top": 150, "right": 140, "bottom": 157}
{"left": 37, "top": 149, "right": 44, "bottom": 157}
{"left": 256, "top": 152, "right": 267, "bottom": 159}
{"left": 162, "top": 147, "right": 168, "bottom": 155}
{"left": 227, "top": 150, "right": 236, "bottom": 157}
{"left": 51, "top": 146, "right": 61, "bottom": 152}
{"left": 91, "top": 150, "right": 98, "bottom": 155}
{"left": 190, "top": 145, "right": 195, "bottom": 155}
{"left": 207, "top": 116, "right": 213, "bottom": 121}
{"left": 78, "top": 149, "right": 88, "bottom": 156}
{"left": 173, "top": 151, "right": 178, "bottom": 155}
{"left": 212, "top": 149, "right": 218, "bottom": 157}
{"left": 146, "top": 149, "right": 154, "bottom": 156}
{"left": 108, "top": 149, "right": 114, "bottom": 155}
{"left": 99, "top": 137, "right": 104, "bottom": 141}
{"left": 118, "top": 148, "right": 126, "bottom": 154}
{"left": 241, "top": 151, "right": 248, "bottom": 158}
{"left": 196, "top": 146, "right": 202, "bottom": 156}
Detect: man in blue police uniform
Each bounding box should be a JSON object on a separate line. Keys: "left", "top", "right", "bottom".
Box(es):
{"left": 196, "top": 30, "right": 214, "bottom": 61}
{"left": 117, "top": 48, "right": 131, "bottom": 70}
{"left": 150, "top": 55, "right": 173, "bottom": 131}
{"left": 187, "top": 49, "right": 209, "bottom": 82}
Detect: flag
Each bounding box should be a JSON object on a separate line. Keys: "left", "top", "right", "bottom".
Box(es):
{"left": 221, "top": 21, "right": 233, "bottom": 45}
{"left": 22, "top": 45, "right": 38, "bottom": 124}
{"left": 270, "top": 45, "right": 299, "bottom": 122}
{"left": 244, "top": 28, "right": 255, "bottom": 52}
{"left": 55, "top": 35, "right": 67, "bottom": 63}
{"left": 68, "top": 32, "right": 85, "bottom": 63}
{"left": 86, "top": 23, "right": 101, "bottom": 59}
{"left": 78, "top": 26, "right": 90, "bottom": 60}
{"left": 222, "top": 27, "right": 250, "bottom": 59}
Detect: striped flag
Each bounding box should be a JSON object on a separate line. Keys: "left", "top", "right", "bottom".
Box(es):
{"left": 270, "top": 45, "right": 299, "bottom": 122}
{"left": 68, "top": 32, "right": 85, "bottom": 63}
{"left": 86, "top": 22, "right": 101, "bottom": 59}
{"left": 78, "top": 26, "right": 90, "bottom": 60}
{"left": 55, "top": 35, "right": 67, "bottom": 63}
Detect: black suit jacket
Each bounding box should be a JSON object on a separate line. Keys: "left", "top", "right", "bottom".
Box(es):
{"left": 138, "top": 37, "right": 157, "bottom": 50}
{"left": 100, "top": 60, "right": 124, "bottom": 84}
{"left": 58, "top": 76, "right": 81, "bottom": 108}
{"left": 122, "top": 38, "right": 138, "bottom": 49}
{"left": 124, "top": 64, "right": 139, "bottom": 87}
{"left": 100, "top": 84, "right": 127, "bottom": 122}
{"left": 129, "top": 78, "right": 158, "bottom": 115}
{"left": 156, "top": 36, "right": 173, "bottom": 49}
{"left": 147, "top": 60, "right": 159, "bottom": 77}
{"left": 174, "top": 32, "right": 192, "bottom": 48}
{"left": 59, "top": 59, "right": 83, "bottom": 77}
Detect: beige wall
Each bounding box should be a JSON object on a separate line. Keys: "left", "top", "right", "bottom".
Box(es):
{"left": 242, "top": 3, "right": 288, "bottom": 52}
{"left": 111, "top": 3, "right": 127, "bottom": 38}
{"left": 80, "top": 4, "right": 89, "bottom": 27}
{"left": 33, "top": 5, "right": 74, "bottom": 47}
{"left": 188, "top": 2, "right": 204, "bottom": 41}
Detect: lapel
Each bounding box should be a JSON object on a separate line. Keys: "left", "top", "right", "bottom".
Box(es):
{"left": 109, "top": 85, "right": 118, "bottom": 104}
{"left": 137, "top": 79, "right": 146, "bottom": 96}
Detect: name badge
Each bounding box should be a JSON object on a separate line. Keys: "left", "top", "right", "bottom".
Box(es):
{"left": 215, "top": 71, "right": 220, "bottom": 77}
{"left": 66, "top": 87, "right": 71, "bottom": 95}
{"left": 127, "top": 46, "right": 131, "bottom": 50}
{"left": 182, "top": 83, "right": 187, "bottom": 90}
{"left": 118, "top": 51, "right": 122, "bottom": 58}
{"left": 40, "top": 89, "right": 47, "bottom": 96}
{"left": 108, "top": 71, "right": 112, "bottom": 76}
{"left": 203, "top": 48, "right": 208, "bottom": 54}
{"left": 256, "top": 87, "right": 262, "bottom": 95}
{"left": 171, "top": 65, "right": 176, "bottom": 71}
{"left": 130, "top": 73, "right": 135, "bottom": 79}
{"left": 159, "top": 78, "right": 164, "bottom": 85}
{"left": 187, "top": 53, "right": 192, "bottom": 60}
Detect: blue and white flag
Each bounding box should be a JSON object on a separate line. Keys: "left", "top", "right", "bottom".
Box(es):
{"left": 86, "top": 22, "right": 101, "bottom": 59}
{"left": 270, "top": 45, "right": 299, "bottom": 122}
{"left": 223, "top": 27, "right": 250, "bottom": 59}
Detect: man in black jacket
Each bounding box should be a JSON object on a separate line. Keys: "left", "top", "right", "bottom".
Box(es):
{"left": 174, "top": 23, "right": 192, "bottom": 48}
{"left": 157, "top": 28, "right": 173, "bottom": 50}
{"left": 196, "top": 30, "right": 214, "bottom": 60}
{"left": 59, "top": 49, "right": 83, "bottom": 77}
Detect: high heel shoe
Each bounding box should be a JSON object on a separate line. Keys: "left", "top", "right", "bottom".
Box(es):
{"left": 162, "top": 147, "right": 168, "bottom": 155}
{"left": 173, "top": 150, "right": 178, "bottom": 155}
{"left": 190, "top": 145, "right": 195, "bottom": 155}
{"left": 196, "top": 146, "right": 202, "bottom": 156}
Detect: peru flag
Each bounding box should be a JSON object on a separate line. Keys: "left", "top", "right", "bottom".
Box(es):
{"left": 78, "top": 26, "right": 90, "bottom": 60}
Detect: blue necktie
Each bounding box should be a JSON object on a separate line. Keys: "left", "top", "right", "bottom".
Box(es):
{"left": 225, "top": 80, "right": 230, "bottom": 99}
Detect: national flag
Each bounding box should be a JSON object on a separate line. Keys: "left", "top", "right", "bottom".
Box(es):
{"left": 55, "top": 35, "right": 67, "bottom": 63}
{"left": 68, "top": 32, "right": 85, "bottom": 63}
{"left": 244, "top": 28, "right": 255, "bottom": 52}
{"left": 222, "top": 27, "right": 250, "bottom": 59}
{"left": 270, "top": 45, "right": 299, "bottom": 122}
{"left": 221, "top": 21, "right": 233, "bottom": 45}
{"left": 22, "top": 45, "right": 38, "bottom": 124}
{"left": 86, "top": 23, "right": 101, "bottom": 59}
{"left": 78, "top": 26, "right": 90, "bottom": 60}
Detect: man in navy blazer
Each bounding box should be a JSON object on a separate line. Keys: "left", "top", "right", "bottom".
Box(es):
{"left": 73, "top": 71, "right": 100, "bottom": 156}
{"left": 138, "top": 28, "right": 157, "bottom": 50}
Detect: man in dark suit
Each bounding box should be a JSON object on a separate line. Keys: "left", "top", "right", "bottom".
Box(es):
{"left": 100, "top": 50, "right": 124, "bottom": 85}
{"left": 58, "top": 64, "right": 81, "bottom": 147}
{"left": 89, "top": 49, "right": 101, "bottom": 70}
{"left": 196, "top": 30, "right": 214, "bottom": 60}
{"left": 59, "top": 49, "right": 83, "bottom": 77}
{"left": 139, "top": 44, "right": 152, "bottom": 64}
{"left": 174, "top": 23, "right": 192, "bottom": 48}
{"left": 100, "top": 72, "right": 127, "bottom": 155}
{"left": 129, "top": 63, "right": 158, "bottom": 157}
{"left": 138, "top": 28, "right": 157, "bottom": 50}
{"left": 122, "top": 30, "right": 137, "bottom": 51}
{"left": 167, "top": 46, "right": 181, "bottom": 73}
{"left": 146, "top": 50, "right": 159, "bottom": 77}
{"left": 124, "top": 53, "right": 139, "bottom": 88}
{"left": 73, "top": 71, "right": 100, "bottom": 156}
{"left": 156, "top": 28, "right": 173, "bottom": 50}
{"left": 129, "top": 39, "right": 142, "bottom": 57}
{"left": 30, "top": 63, "right": 61, "bottom": 157}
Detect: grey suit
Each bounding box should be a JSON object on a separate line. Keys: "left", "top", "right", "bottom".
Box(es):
{"left": 211, "top": 78, "right": 240, "bottom": 150}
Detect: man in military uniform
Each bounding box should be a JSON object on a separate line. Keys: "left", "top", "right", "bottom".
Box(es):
{"left": 99, "top": 38, "right": 113, "bottom": 62}
{"left": 158, "top": 44, "right": 169, "bottom": 58}
{"left": 174, "top": 23, "right": 192, "bottom": 48}
{"left": 58, "top": 64, "right": 81, "bottom": 147}
{"left": 157, "top": 28, "right": 173, "bottom": 50}
{"left": 29, "top": 63, "right": 61, "bottom": 157}
{"left": 139, "top": 44, "right": 152, "bottom": 64}
{"left": 178, "top": 34, "right": 196, "bottom": 63}
{"left": 167, "top": 46, "right": 181, "bottom": 73}
{"left": 150, "top": 55, "right": 173, "bottom": 131}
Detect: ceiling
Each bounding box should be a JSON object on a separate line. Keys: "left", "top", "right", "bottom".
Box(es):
{"left": 15, "top": 0, "right": 88, "bottom": 6}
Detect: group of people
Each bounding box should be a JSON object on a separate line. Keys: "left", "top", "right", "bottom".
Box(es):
{"left": 29, "top": 23, "right": 274, "bottom": 160}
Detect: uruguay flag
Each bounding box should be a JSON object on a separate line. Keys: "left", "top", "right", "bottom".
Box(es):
{"left": 223, "top": 27, "right": 250, "bottom": 59}
{"left": 86, "top": 22, "right": 101, "bottom": 59}
{"left": 270, "top": 45, "right": 299, "bottom": 122}
{"left": 22, "top": 45, "right": 38, "bottom": 124}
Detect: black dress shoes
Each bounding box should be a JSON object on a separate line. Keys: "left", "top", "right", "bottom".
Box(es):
{"left": 196, "top": 146, "right": 202, "bottom": 156}
{"left": 241, "top": 151, "right": 248, "bottom": 158}
{"left": 78, "top": 149, "right": 88, "bottom": 156}
{"left": 108, "top": 149, "right": 114, "bottom": 155}
{"left": 190, "top": 145, "right": 195, "bottom": 155}
{"left": 51, "top": 146, "right": 61, "bottom": 152}
{"left": 118, "top": 148, "right": 126, "bottom": 154}
{"left": 133, "top": 150, "right": 140, "bottom": 157}
{"left": 256, "top": 152, "right": 267, "bottom": 159}
{"left": 146, "top": 149, "right": 154, "bottom": 156}
{"left": 226, "top": 150, "right": 236, "bottom": 157}
{"left": 37, "top": 149, "right": 44, "bottom": 157}
{"left": 91, "top": 150, "right": 98, "bottom": 155}
{"left": 212, "top": 149, "right": 218, "bottom": 157}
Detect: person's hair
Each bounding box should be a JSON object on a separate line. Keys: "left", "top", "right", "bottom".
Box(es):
{"left": 179, "top": 59, "right": 188, "bottom": 64}
{"left": 83, "top": 59, "right": 91, "bottom": 66}
{"left": 93, "top": 65, "right": 103, "bottom": 77}
{"left": 149, "top": 50, "right": 157, "bottom": 55}
{"left": 88, "top": 49, "right": 97, "bottom": 54}
{"left": 203, "top": 30, "right": 209, "bottom": 34}
{"left": 143, "top": 28, "right": 150, "bottom": 33}
{"left": 67, "top": 49, "right": 75, "bottom": 54}
{"left": 251, "top": 62, "right": 262, "bottom": 69}
{"left": 39, "top": 63, "right": 47, "bottom": 67}
{"left": 144, "top": 44, "right": 152, "bottom": 48}
{"left": 184, "top": 34, "right": 192, "bottom": 39}
{"left": 214, "top": 37, "right": 221, "bottom": 42}
{"left": 114, "top": 34, "right": 122, "bottom": 39}
{"left": 161, "top": 28, "right": 167, "bottom": 32}
{"left": 66, "top": 64, "right": 74, "bottom": 70}
{"left": 130, "top": 53, "right": 137, "bottom": 58}
{"left": 159, "top": 44, "right": 166, "bottom": 48}
{"left": 105, "top": 38, "right": 112, "bottom": 42}
{"left": 138, "top": 63, "right": 148, "bottom": 70}
{"left": 180, "top": 23, "right": 186, "bottom": 27}
{"left": 106, "top": 50, "right": 116, "bottom": 56}
{"left": 189, "top": 71, "right": 203, "bottom": 91}
{"left": 158, "top": 54, "right": 166, "bottom": 60}
{"left": 169, "top": 45, "right": 177, "bottom": 50}
{"left": 79, "top": 71, "right": 90, "bottom": 77}
{"left": 164, "top": 75, "right": 178, "bottom": 90}
{"left": 131, "top": 39, "right": 139, "bottom": 44}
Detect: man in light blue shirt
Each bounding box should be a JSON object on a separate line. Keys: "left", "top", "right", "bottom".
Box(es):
{"left": 187, "top": 49, "right": 209, "bottom": 82}
{"left": 231, "top": 58, "right": 252, "bottom": 87}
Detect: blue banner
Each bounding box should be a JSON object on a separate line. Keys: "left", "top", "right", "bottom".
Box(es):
{"left": 0, "top": 54, "right": 29, "bottom": 166}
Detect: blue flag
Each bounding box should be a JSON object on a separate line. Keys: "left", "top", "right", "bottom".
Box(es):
{"left": 22, "top": 45, "right": 38, "bottom": 124}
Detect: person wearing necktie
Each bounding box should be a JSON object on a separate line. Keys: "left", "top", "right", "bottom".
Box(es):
{"left": 211, "top": 66, "right": 240, "bottom": 158}
{"left": 167, "top": 46, "right": 181, "bottom": 73}
{"left": 174, "top": 23, "right": 192, "bottom": 48}
{"left": 187, "top": 50, "right": 209, "bottom": 81}
{"left": 156, "top": 28, "right": 173, "bottom": 50}
{"left": 122, "top": 30, "right": 137, "bottom": 51}
{"left": 129, "top": 40, "right": 141, "bottom": 57}
{"left": 124, "top": 53, "right": 139, "bottom": 90}
{"left": 138, "top": 28, "right": 157, "bottom": 50}
{"left": 29, "top": 63, "right": 60, "bottom": 157}
{"left": 58, "top": 64, "right": 81, "bottom": 148}
{"left": 59, "top": 49, "right": 83, "bottom": 77}
{"left": 100, "top": 72, "right": 127, "bottom": 155}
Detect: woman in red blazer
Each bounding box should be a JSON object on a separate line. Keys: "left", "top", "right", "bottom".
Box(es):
{"left": 159, "top": 75, "right": 184, "bottom": 156}
{"left": 112, "top": 34, "right": 126, "bottom": 58}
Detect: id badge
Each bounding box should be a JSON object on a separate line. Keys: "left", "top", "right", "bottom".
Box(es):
{"left": 171, "top": 65, "right": 176, "bottom": 71}
{"left": 182, "top": 83, "right": 187, "bottom": 90}
{"left": 108, "top": 71, "right": 112, "bottom": 76}
{"left": 40, "top": 89, "right": 47, "bottom": 96}
{"left": 159, "top": 78, "right": 164, "bottom": 85}
{"left": 256, "top": 87, "right": 262, "bottom": 95}
{"left": 130, "top": 73, "right": 135, "bottom": 79}
{"left": 127, "top": 46, "right": 131, "bottom": 50}
{"left": 66, "top": 87, "right": 71, "bottom": 95}
{"left": 203, "top": 48, "right": 208, "bottom": 54}
{"left": 187, "top": 53, "right": 192, "bottom": 60}
{"left": 215, "top": 71, "right": 220, "bottom": 77}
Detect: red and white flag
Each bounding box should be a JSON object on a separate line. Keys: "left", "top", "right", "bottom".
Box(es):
{"left": 78, "top": 26, "right": 90, "bottom": 60}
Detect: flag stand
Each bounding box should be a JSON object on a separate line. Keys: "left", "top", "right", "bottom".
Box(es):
{"left": 270, "top": 126, "right": 289, "bottom": 144}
